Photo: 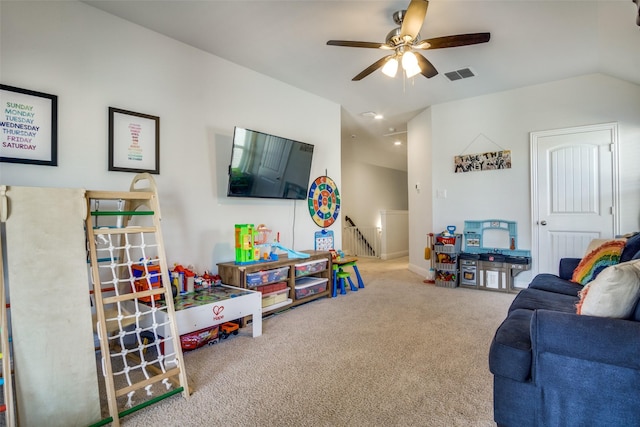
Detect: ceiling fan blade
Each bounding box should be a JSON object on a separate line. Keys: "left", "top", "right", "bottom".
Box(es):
{"left": 352, "top": 55, "right": 394, "bottom": 81}
{"left": 414, "top": 32, "right": 491, "bottom": 50}
{"left": 400, "top": 0, "right": 429, "bottom": 41}
{"left": 415, "top": 53, "right": 438, "bottom": 78}
{"left": 327, "top": 40, "right": 390, "bottom": 49}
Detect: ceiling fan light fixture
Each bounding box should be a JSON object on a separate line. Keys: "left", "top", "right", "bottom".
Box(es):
{"left": 382, "top": 57, "right": 399, "bottom": 77}
{"left": 402, "top": 51, "right": 421, "bottom": 78}
{"left": 327, "top": 2, "right": 491, "bottom": 82}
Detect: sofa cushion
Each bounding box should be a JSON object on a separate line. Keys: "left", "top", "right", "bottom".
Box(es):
{"left": 528, "top": 273, "right": 582, "bottom": 296}
{"left": 559, "top": 258, "right": 581, "bottom": 281}
{"left": 489, "top": 308, "right": 534, "bottom": 381}
{"left": 571, "top": 239, "right": 626, "bottom": 285}
{"left": 509, "top": 288, "right": 579, "bottom": 314}
{"left": 632, "top": 296, "right": 640, "bottom": 321}
{"left": 621, "top": 232, "right": 640, "bottom": 262}
{"left": 576, "top": 260, "right": 640, "bottom": 318}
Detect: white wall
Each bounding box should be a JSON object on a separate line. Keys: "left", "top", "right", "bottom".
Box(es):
{"left": 0, "top": 1, "right": 341, "bottom": 272}
{"left": 340, "top": 158, "right": 408, "bottom": 229}
{"left": 380, "top": 210, "right": 409, "bottom": 260}
{"left": 408, "top": 73, "right": 640, "bottom": 281}
{"left": 407, "top": 107, "right": 434, "bottom": 277}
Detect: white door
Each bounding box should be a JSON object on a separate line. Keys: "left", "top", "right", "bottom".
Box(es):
{"left": 530, "top": 122, "right": 619, "bottom": 275}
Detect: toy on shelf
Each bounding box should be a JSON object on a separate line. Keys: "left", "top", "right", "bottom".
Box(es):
{"left": 235, "top": 223, "right": 309, "bottom": 263}
{"left": 254, "top": 224, "right": 271, "bottom": 245}
{"left": 235, "top": 223, "right": 284, "bottom": 263}
{"left": 329, "top": 249, "right": 345, "bottom": 261}
{"left": 172, "top": 264, "right": 197, "bottom": 293}
{"left": 170, "top": 264, "right": 221, "bottom": 294}
{"left": 254, "top": 224, "right": 282, "bottom": 261}
{"left": 195, "top": 271, "right": 221, "bottom": 289}
{"left": 235, "top": 224, "right": 258, "bottom": 264}
{"left": 269, "top": 243, "right": 310, "bottom": 259}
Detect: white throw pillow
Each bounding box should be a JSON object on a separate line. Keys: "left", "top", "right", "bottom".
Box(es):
{"left": 576, "top": 260, "right": 640, "bottom": 318}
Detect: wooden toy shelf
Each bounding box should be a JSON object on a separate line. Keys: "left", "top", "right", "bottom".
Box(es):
{"left": 217, "top": 251, "right": 332, "bottom": 321}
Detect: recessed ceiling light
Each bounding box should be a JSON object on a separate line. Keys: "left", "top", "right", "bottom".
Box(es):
{"left": 360, "top": 111, "right": 383, "bottom": 120}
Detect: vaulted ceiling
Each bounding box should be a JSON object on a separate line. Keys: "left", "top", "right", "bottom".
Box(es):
{"left": 84, "top": 1, "right": 640, "bottom": 167}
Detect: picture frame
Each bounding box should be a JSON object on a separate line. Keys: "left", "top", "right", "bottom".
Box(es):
{"left": 109, "top": 107, "right": 160, "bottom": 174}
{"left": 454, "top": 149, "right": 511, "bottom": 173}
{"left": 0, "top": 84, "right": 58, "bottom": 166}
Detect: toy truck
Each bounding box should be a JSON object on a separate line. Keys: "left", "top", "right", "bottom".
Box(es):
{"left": 180, "top": 325, "right": 219, "bottom": 351}
{"left": 219, "top": 322, "right": 239, "bottom": 339}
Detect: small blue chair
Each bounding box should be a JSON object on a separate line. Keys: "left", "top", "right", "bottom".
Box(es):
{"left": 315, "top": 229, "right": 365, "bottom": 297}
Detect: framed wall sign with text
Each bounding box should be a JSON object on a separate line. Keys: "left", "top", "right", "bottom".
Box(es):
{"left": 109, "top": 107, "right": 160, "bottom": 174}
{"left": 0, "top": 84, "right": 58, "bottom": 166}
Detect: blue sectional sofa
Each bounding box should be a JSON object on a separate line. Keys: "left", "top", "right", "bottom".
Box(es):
{"left": 489, "top": 234, "right": 640, "bottom": 427}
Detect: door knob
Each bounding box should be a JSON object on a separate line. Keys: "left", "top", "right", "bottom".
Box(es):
{"left": 540, "top": 221, "right": 547, "bottom": 226}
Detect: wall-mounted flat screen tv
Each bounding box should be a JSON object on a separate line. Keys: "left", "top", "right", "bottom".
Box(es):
{"left": 227, "top": 127, "right": 314, "bottom": 200}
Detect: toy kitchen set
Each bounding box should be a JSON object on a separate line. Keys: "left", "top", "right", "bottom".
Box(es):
{"left": 459, "top": 219, "right": 531, "bottom": 292}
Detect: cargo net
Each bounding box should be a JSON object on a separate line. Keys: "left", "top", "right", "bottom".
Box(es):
{"left": 93, "top": 230, "right": 178, "bottom": 409}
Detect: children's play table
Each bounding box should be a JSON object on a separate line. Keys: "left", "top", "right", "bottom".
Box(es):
{"left": 127, "top": 284, "right": 262, "bottom": 366}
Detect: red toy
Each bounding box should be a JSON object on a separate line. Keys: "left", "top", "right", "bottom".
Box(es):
{"left": 180, "top": 325, "right": 219, "bottom": 351}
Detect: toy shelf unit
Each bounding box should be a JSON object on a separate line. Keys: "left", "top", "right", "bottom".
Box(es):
{"left": 217, "top": 251, "right": 332, "bottom": 319}
{"left": 434, "top": 234, "right": 462, "bottom": 288}
{"left": 462, "top": 219, "right": 531, "bottom": 293}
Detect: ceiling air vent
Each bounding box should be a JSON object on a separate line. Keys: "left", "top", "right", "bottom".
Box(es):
{"left": 445, "top": 67, "right": 476, "bottom": 82}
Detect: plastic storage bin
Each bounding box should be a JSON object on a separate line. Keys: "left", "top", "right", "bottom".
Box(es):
{"left": 294, "top": 259, "right": 328, "bottom": 277}
{"left": 255, "top": 282, "right": 288, "bottom": 294}
{"left": 294, "top": 277, "right": 328, "bottom": 299}
{"left": 246, "top": 266, "right": 290, "bottom": 286}
{"left": 434, "top": 234, "right": 462, "bottom": 288}
{"left": 262, "top": 288, "right": 290, "bottom": 308}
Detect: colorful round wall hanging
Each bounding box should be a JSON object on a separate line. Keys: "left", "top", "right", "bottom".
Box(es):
{"left": 308, "top": 175, "right": 341, "bottom": 228}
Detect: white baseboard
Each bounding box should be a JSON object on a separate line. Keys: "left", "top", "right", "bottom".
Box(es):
{"left": 380, "top": 250, "right": 409, "bottom": 260}
{"left": 409, "top": 263, "right": 429, "bottom": 278}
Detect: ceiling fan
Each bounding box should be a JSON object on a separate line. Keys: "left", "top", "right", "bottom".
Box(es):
{"left": 327, "top": 0, "right": 490, "bottom": 81}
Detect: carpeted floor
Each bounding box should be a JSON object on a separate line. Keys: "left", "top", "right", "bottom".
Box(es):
{"left": 117, "top": 257, "right": 515, "bottom": 426}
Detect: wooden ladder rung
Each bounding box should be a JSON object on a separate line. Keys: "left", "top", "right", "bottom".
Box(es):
{"left": 86, "top": 191, "right": 155, "bottom": 201}
{"left": 103, "top": 288, "right": 166, "bottom": 305}
{"left": 91, "top": 211, "right": 154, "bottom": 217}
{"left": 92, "top": 226, "right": 157, "bottom": 235}
{"left": 114, "top": 367, "right": 181, "bottom": 398}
